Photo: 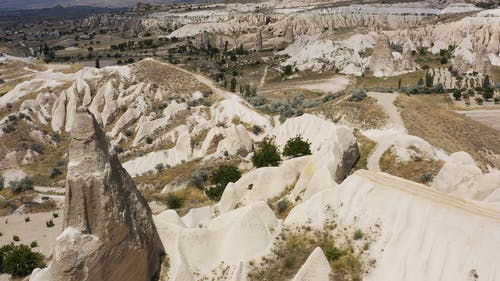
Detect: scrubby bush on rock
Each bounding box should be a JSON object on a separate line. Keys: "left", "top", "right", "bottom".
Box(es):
{"left": 283, "top": 135, "right": 312, "bottom": 158}
{"left": 252, "top": 137, "right": 281, "bottom": 168}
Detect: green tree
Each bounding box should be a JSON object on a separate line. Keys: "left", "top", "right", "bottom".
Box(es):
{"left": 440, "top": 56, "right": 448, "bottom": 64}
{"left": 425, "top": 72, "right": 434, "bottom": 88}
{"left": 452, "top": 88, "right": 462, "bottom": 100}
{"left": 0, "top": 244, "right": 45, "bottom": 277}
{"left": 252, "top": 137, "right": 281, "bottom": 168}
{"left": 283, "top": 135, "right": 312, "bottom": 158}
{"left": 230, "top": 77, "right": 237, "bottom": 92}
{"left": 283, "top": 65, "right": 293, "bottom": 76}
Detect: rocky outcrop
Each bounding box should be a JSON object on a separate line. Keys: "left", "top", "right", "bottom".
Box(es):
{"left": 30, "top": 109, "right": 164, "bottom": 281}
{"left": 369, "top": 34, "right": 416, "bottom": 77}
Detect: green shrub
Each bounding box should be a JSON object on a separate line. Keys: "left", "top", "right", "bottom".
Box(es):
{"left": 190, "top": 168, "right": 210, "bottom": 189}
{"left": 252, "top": 137, "right": 281, "bottom": 168}
{"left": 8, "top": 177, "right": 33, "bottom": 194}
{"left": 166, "top": 195, "right": 183, "bottom": 209}
{"left": 0, "top": 176, "right": 4, "bottom": 190}
{"left": 30, "top": 241, "right": 38, "bottom": 248}
{"left": 12, "top": 235, "right": 20, "bottom": 242}
{"left": 283, "top": 135, "right": 312, "bottom": 158}
{"left": 0, "top": 243, "right": 45, "bottom": 277}
{"left": 353, "top": 229, "right": 364, "bottom": 240}
{"left": 52, "top": 213, "right": 59, "bottom": 218}
{"left": 24, "top": 217, "right": 30, "bottom": 223}
{"left": 46, "top": 220, "right": 55, "bottom": 228}
{"left": 349, "top": 88, "right": 367, "bottom": 102}
{"left": 206, "top": 165, "right": 242, "bottom": 201}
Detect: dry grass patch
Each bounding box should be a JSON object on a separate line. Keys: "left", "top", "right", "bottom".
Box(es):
{"left": 313, "top": 96, "right": 388, "bottom": 130}
{"left": 24, "top": 199, "right": 58, "bottom": 214}
{"left": 395, "top": 94, "right": 500, "bottom": 169}
{"left": 379, "top": 147, "right": 443, "bottom": 184}
{"left": 356, "top": 70, "right": 425, "bottom": 91}
{"left": 55, "top": 63, "right": 84, "bottom": 74}
{"left": 352, "top": 130, "right": 377, "bottom": 171}
{"left": 144, "top": 187, "right": 210, "bottom": 216}
{"left": 248, "top": 226, "right": 367, "bottom": 281}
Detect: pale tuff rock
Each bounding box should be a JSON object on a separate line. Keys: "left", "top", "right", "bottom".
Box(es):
{"left": 153, "top": 202, "right": 278, "bottom": 281}
{"left": 368, "top": 34, "right": 416, "bottom": 77}
{"left": 292, "top": 247, "right": 331, "bottom": 281}
{"left": 30, "top": 109, "right": 164, "bottom": 281}
{"left": 285, "top": 170, "right": 500, "bottom": 281}
{"left": 432, "top": 152, "right": 500, "bottom": 202}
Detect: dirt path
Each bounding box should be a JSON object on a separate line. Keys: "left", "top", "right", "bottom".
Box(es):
{"left": 363, "top": 92, "right": 406, "bottom": 172}
{"left": 259, "top": 66, "right": 268, "bottom": 88}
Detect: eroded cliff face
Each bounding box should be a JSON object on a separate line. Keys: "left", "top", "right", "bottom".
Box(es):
{"left": 31, "top": 109, "right": 164, "bottom": 281}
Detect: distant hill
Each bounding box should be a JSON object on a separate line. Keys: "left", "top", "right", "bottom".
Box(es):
{"left": 0, "top": 0, "right": 216, "bottom": 11}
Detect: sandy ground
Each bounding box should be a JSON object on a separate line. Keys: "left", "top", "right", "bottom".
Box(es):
{"left": 0, "top": 211, "right": 63, "bottom": 257}
{"left": 363, "top": 92, "right": 406, "bottom": 172}
{"left": 259, "top": 75, "right": 350, "bottom": 95}
{"left": 454, "top": 109, "right": 500, "bottom": 131}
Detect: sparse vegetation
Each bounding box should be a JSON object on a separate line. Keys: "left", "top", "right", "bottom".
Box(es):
{"left": 379, "top": 147, "right": 443, "bottom": 184}
{"left": 248, "top": 227, "right": 366, "bottom": 281}
{"left": 395, "top": 95, "right": 500, "bottom": 169}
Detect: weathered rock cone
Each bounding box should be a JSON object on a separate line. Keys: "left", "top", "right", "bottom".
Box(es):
{"left": 31, "top": 108, "right": 164, "bottom": 281}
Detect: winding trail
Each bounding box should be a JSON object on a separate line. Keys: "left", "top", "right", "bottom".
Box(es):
{"left": 363, "top": 92, "right": 406, "bottom": 172}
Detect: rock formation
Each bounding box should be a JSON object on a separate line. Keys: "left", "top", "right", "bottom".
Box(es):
{"left": 30, "top": 108, "right": 164, "bottom": 281}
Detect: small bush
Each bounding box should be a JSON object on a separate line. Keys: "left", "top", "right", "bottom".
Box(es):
{"left": 0, "top": 176, "right": 4, "bottom": 190}
{"left": 24, "top": 217, "right": 30, "bottom": 222}
{"left": 30, "top": 241, "right": 38, "bottom": 248}
{"left": 8, "top": 177, "right": 33, "bottom": 194}
{"left": 166, "top": 195, "right": 183, "bottom": 209}
{"left": 283, "top": 135, "right": 312, "bottom": 158}
{"left": 52, "top": 213, "right": 59, "bottom": 218}
{"left": 0, "top": 243, "right": 45, "bottom": 277}
{"left": 349, "top": 88, "right": 367, "bottom": 102}
{"left": 46, "top": 220, "right": 55, "bottom": 228}
{"left": 50, "top": 167, "right": 63, "bottom": 178}
{"left": 190, "top": 168, "right": 210, "bottom": 189}
{"left": 155, "top": 163, "right": 165, "bottom": 172}
{"left": 12, "top": 235, "right": 20, "bottom": 242}
{"left": 252, "top": 137, "right": 281, "bottom": 168}
{"left": 353, "top": 229, "right": 364, "bottom": 240}
{"left": 276, "top": 199, "right": 289, "bottom": 214}
{"left": 145, "top": 136, "right": 153, "bottom": 144}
